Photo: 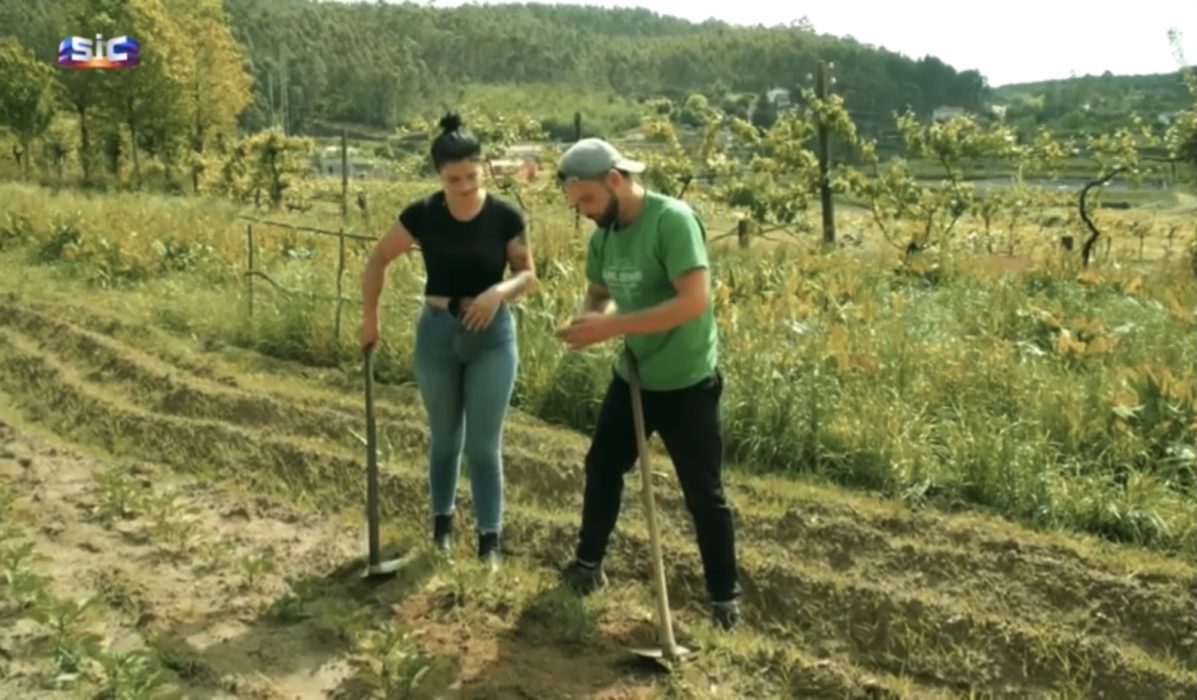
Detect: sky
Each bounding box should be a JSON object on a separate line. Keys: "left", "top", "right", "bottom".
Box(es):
{"left": 405, "top": 0, "right": 1197, "bottom": 86}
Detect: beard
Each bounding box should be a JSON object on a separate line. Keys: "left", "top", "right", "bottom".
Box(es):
{"left": 590, "top": 190, "right": 620, "bottom": 229}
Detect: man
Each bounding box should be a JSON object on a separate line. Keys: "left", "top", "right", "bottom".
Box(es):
{"left": 553, "top": 138, "right": 741, "bottom": 630}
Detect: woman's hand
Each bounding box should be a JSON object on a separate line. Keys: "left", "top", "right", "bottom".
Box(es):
{"left": 362, "top": 311, "right": 380, "bottom": 350}
{"left": 461, "top": 287, "right": 504, "bottom": 331}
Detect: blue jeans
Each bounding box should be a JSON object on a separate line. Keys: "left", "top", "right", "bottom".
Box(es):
{"left": 412, "top": 302, "right": 518, "bottom": 534}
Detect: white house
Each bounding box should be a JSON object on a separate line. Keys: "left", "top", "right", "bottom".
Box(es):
{"left": 766, "top": 88, "right": 792, "bottom": 108}
{"left": 489, "top": 144, "right": 541, "bottom": 180}
{"left": 932, "top": 106, "right": 966, "bottom": 121}
{"left": 312, "top": 145, "right": 389, "bottom": 179}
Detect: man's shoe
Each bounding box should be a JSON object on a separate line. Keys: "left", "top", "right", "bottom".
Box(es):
{"left": 712, "top": 599, "right": 740, "bottom": 630}
{"left": 432, "top": 513, "right": 453, "bottom": 553}
{"left": 478, "top": 532, "right": 500, "bottom": 571}
{"left": 560, "top": 559, "right": 607, "bottom": 595}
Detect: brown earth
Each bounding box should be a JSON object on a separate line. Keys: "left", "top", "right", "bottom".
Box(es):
{"left": 0, "top": 295, "right": 1194, "bottom": 699}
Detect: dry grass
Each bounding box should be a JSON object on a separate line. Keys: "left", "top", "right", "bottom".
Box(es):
{"left": 2, "top": 179, "right": 1194, "bottom": 556}
{"left": 0, "top": 289, "right": 1193, "bottom": 697}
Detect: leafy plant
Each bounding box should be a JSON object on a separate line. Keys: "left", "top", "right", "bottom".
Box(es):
{"left": 92, "top": 465, "right": 150, "bottom": 526}
{"left": 28, "top": 595, "right": 103, "bottom": 688}
{"left": 1, "top": 540, "right": 49, "bottom": 616}
{"left": 344, "top": 623, "right": 433, "bottom": 700}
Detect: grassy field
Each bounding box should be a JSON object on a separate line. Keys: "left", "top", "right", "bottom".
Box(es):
{"left": 0, "top": 177, "right": 1195, "bottom": 697}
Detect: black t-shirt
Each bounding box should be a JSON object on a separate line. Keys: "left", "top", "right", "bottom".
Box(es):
{"left": 397, "top": 191, "right": 526, "bottom": 298}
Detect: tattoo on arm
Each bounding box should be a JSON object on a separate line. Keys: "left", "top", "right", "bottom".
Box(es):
{"left": 509, "top": 236, "right": 532, "bottom": 272}
{"left": 495, "top": 234, "right": 535, "bottom": 299}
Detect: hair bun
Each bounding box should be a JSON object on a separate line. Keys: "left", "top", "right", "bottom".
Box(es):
{"left": 438, "top": 112, "right": 463, "bottom": 134}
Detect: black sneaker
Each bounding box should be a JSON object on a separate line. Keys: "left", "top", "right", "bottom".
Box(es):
{"left": 478, "top": 532, "right": 500, "bottom": 571}
{"left": 711, "top": 599, "right": 740, "bottom": 631}
{"left": 560, "top": 559, "right": 607, "bottom": 595}
{"left": 432, "top": 513, "right": 453, "bottom": 553}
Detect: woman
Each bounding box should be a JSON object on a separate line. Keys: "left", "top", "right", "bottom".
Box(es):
{"left": 361, "top": 112, "right": 535, "bottom": 569}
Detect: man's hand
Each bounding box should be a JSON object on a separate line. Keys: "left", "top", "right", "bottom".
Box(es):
{"left": 556, "top": 312, "right": 621, "bottom": 350}
{"left": 461, "top": 287, "right": 504, "bottom": 332}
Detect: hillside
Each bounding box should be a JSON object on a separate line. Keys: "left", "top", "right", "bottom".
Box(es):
{"left": 0, "top": 258, "right": 1194, "bottom": 698}
{"left": 993, "top": 69, "right": 1197, "bottom": 136}
{"left": 1, "top": 0, "right": 988, "bottom": 139}
{"left": 3, "top": 0, "right": 1192, "bottom": 146}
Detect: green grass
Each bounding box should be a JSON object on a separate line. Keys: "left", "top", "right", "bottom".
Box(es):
{"left": 1, "top": 179, "right": 1195, "bottom": 559}
{"left": 0, "top": 282, "right": 1194, "bottom": 698}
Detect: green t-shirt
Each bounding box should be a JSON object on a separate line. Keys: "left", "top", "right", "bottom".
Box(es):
{"left": 585, "top": 191, "right": 718, "bottom": 391}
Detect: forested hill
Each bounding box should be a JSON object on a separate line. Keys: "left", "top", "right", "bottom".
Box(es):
{"left": 223, "top": 0, "right": 991, "bottom": 135}
{"left": 3, "top": 0, "right": 1191, "bottom": 142}
{"left": 0, "top": 0, "right": 987, "bottom": 137}
{"left": 993, "top": 71, "right": 1196, "bottom": 135}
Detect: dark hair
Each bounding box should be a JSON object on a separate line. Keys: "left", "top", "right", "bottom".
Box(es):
{"left": 430, "top": 112, "right": 482, "bottom": 170}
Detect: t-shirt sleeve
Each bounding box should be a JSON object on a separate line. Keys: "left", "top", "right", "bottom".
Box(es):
{"left": 502, "top": 201, "right": 527, "bottom": 242}
{"left": 397, "top": 200, "right": 424, "bottom": 240}
{"left": 657, "top": 204, "right": 709, "bottom": 281}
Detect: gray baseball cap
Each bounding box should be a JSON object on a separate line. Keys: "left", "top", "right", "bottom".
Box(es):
{"left": 556, "top": 138, "right": 646, "bottom": 181}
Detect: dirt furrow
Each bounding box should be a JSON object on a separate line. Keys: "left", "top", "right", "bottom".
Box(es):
{"left": 0, "top": 299, "right": 586, "bottom": 500}
{"left": 0, "top": 322, "right": 1066, "bottom": 696}
{"left": 751, "top": 502, "right": 1197, "bottom": 662}
{"left": 0, "top": 416, "right": 419, "bottom": 698}
{"left": 0, "top": 344, "right": 904, "bottom": 698}
{"left": 503, "top": 508, "right": 1197, "bottom": 699}
{"left": 2, "top": 298, "right": 1195, "bottom": 697}
{"left": 0, "top": 327, "right": 401, "bottom": 514}
{"left": 4, "top": 300, "right": 1192, "bottom": 684}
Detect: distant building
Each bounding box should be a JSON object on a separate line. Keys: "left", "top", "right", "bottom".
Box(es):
{"left": 766, "top": 88, "right": 792, "bottom": 108}
{"left": 311, "top": 145, "right": 392, "bottom": 179}
{"left": 932, "top": 106, "right": 966, "bottom": 121}
{"left": 489, "top": 144, "right": 541, "bottom": 181}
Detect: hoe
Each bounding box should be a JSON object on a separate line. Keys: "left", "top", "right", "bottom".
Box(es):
{"left": 361, "top": 344, "right": 408, "bottom": 579}
{"left": 624, "top": 348, "right": 696, "bottom": 669}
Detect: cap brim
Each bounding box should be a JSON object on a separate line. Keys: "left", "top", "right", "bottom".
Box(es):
{"left": 616, "top": 159, "right": 646, "bottom": 173}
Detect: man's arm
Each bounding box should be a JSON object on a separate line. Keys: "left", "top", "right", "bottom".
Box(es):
{"left": 582, "top": 282, "right": 615, "bottom": 314}
{"left": 607, "top": 268, "right": 707, "bottom": 334}
{"left": 607, "top": 206, "right": 710, "bottom": 335}
{"left": 581, "top": 228, "right": 615, "bottom": 314}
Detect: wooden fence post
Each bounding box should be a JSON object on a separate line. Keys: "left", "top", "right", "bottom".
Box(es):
{"left": 574, "top": 111, "right": 582, "bottom": 232}
{"left": 246, "top": 223, "right": 255, "bottom": 317}
{"left": 738, "top": 219, "right": 750, "bottom": 249}
{"left": 340, "top": 129, "right": 348, "bottom": 221}
{"left": 335, "top": 229, "right": 346, "bottom": 340}
{"left": 815, "top": 60, "right": 836, "bottom": 246}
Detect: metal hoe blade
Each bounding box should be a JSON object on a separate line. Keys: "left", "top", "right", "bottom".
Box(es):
{"left": 363, "top": 345, "right": 406, "bottom": 579}
{"left": 625, "top": 349, "right": 695, "bottom": 669}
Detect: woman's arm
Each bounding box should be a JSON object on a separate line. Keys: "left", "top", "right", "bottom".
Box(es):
{"left": 492, "top": 230, "right": 536, "bottom": 300}
{"left": 361, "top": 221, "right": 416, "bottom": 347}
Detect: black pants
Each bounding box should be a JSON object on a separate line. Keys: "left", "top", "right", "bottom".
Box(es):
{"left": 574, "top": 369, "right": 740, "bottom": 603}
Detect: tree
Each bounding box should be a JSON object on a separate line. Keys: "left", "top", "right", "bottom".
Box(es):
{"left": 679, "top": 93, "right": 711, "bottom": 128}
{"left": 1165, "top": 29, "right": 1197, "bottom": 175}
{"left": 168, "top": 0, "right": 254, "bottom": 191}
{"left": 89, "top": 0, "right": 193, "bottom": 185}
{"left": 216, "top": 128, "right": 314, "bottom": 209}
{"left": 0, "top": 38, "right": 56, "bottom": 179}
